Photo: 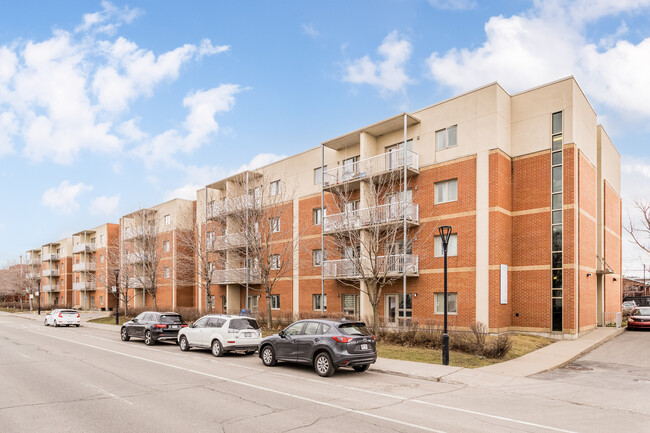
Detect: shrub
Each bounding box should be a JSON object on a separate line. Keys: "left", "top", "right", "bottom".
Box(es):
{"left": 482, "top": 333, "right": 512, "bottom": 359}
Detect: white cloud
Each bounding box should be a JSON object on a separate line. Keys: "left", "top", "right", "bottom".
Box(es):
{"left": 344, "top": 31, "right": 412, "bottom": 95}
{"left": 426, "top": 1, "right": 650, "bottom": 119}
{"left": 41, "top": 180, "right": 93, "bottom": 214}
{"left": 198, "top": 39, "right": 230, "bottom": 57}
{"left": 0, "top": 112, "right": 17, "bottom": 156}
{"left": 76, "top": 1, "right": 141, "bottom": 35}
{"left": 302, "top": 24, "right": 320, "bottom": 38}
{"left": 428, "top": 0, "right": 477, "bottom": 11}
{"left": 90, "top": 194, "right": 120, "bottom": 215}
{"left": 234, "top": 153, "right": 286, "bottom": 174}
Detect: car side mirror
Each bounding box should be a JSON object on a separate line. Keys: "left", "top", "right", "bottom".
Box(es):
{"left": 132, "top": 318, "right": 138, "bottom": 323}
{"left": 279, "top": 330, "right": 286, "bottom": 338}
{"left": 189, "top": 322, "right": 194, "bottom": 328}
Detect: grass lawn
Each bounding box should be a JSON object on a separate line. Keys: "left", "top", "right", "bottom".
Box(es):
{"left": 88, "top": 316, "right": 131, "bottom": 326}
{"left": 377, "top": 334, "right": 554, "bottom": 368}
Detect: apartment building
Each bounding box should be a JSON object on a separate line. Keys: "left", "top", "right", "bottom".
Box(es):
{"left": 194, "top": 77, "right": 621, "bottom": 338}
{"left": 120, "top": 199, "right": 195, "bottom": 309}
{"left": 40, "top": 238, "right": 73, "bottom": 306}
{"left": 72, "top": 224, "right": 120, "bottom": 310}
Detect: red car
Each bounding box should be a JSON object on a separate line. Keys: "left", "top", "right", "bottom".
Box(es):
{"left": 627, "top": 307, "right": 650, "bottom": 330}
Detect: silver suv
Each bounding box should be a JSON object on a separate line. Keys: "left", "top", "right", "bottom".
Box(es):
{"left": 177, "top": 315, "right": 262, "bottom": 357}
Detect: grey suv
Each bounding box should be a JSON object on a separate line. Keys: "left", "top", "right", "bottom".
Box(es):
{"left": 258, "top": 319, "right": 376, "bottom": 377}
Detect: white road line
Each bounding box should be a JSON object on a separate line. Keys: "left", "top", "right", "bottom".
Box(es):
{"left": 83, "top": 383, "right": 133, "bottom": 405}
{"left": 16, "top": 352, "right": 32, "bottom": 359}
{"left": 33, "top": 332, "right": 446, "bottom": 433}
{"left": 45, "top": 330, "right": 579, "bottom": 433}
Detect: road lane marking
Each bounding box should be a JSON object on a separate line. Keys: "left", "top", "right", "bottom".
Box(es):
{"left": 16, "top": 352, "right": 32, "bottom": 359}
{"left": 33, "top": 331, "right": 445, "bottom": 433}
{"left": 83, "top": 383, "right": 133, "bottom": 405}
{"left": 41, "top": 329, "right": 579, "bottom": 433}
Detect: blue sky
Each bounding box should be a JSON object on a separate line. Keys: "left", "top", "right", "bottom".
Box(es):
{"left": 1, "top": 0, "right": 650, "bottom": 275}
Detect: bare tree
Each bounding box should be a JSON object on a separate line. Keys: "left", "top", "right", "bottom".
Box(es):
{"left": 322, "top": 157, "right": 429, "bottom": 330}
{"left": 0, "top": 262, "right": 27, "bottom": 308}
{"left": 626, "top": 199, "right": 650, "bottom": 254}
{"left": 176, "top": 208, "right": 213, "bottom": 313}
{"left": 106, "top": 235, "right": 137, "bottom": 316}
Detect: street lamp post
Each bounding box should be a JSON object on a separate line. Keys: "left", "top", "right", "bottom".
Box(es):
{"left": 37, "top": 278, "right": 41, "bottom": 316}
{"left": 114, "top": 269, "right": 120, "bottom": 325}
{"left": 438, "top": 225, "right": 452, "bottom": 366}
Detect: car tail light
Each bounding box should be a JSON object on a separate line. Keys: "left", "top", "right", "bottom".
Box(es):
{"left": 154, "top": 324, "right": 167, "bottom": 329}
{"left": 77, "top": 313, "right": 80, "bottom": 318}
{"left": 181, "top": 324, "right": 188, "bottom": 328}
{"left": 58, "top": 312, "right": 63, "bottom": 318}
{"left": 331, "top": 336, "right": 353, "bottom": 343}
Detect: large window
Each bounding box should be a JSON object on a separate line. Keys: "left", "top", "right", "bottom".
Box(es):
{"left": 270, "top": 217, "right": 280, "bottom": 233}
{"left": 436, "top": 125, "right": 457, "bottom": 151}
{"left": 270, "top": 254, "right": 281, "bottom": 270}
{"left": 551, "top": 111, "right": 563, "bottom": 332}
{"left": 434, "top": 234, "right": 458, "bottom": 257}
{"left": 313, "top": 294, "right": 327, "bottom": 311}
{"left": 270, "top": 294, "right": 280, "bottom": 310}
{"left": 164, "top": 214, "right": 171, "bottom": 225}
{"left": 312, "top": 249, "right": 325, "bottom": 267}
{"left": 164, "top": 267, "right": 170, "bottom": 278}
{"left": 434, "top": 292, "right": 458, "bottom": 314}
{"left": 163, "top": 240, "right": 170, "bottom": 252}
{"left": 313, "top": 208, "right": 325, "bottom": 225}
{"left": 342, "top": 294, "right": 359, "bottom": 317}
{"left": 434, "top": 179, "right": 458, "bottom": 204}
{"left": 314, "top": 166, "right": 327, "bottom": 184}
{"left": 270, "top": 180, "right": 281, "bottom": 196}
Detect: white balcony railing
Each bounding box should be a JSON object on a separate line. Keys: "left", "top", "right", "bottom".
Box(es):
{"left": 323, "top": 202, "right": 418, "bottom": 233}
{"left": 42, "top": 285, "right": 60, "bottom": 293}
{"left": 73, "top": 282, "right": 96, "bottom": 291}
{"left": 212, "top": 267, "right": 261, "bottom": 285}
{"left": 42, "top": 269, "right": 60, "bottom": 277}
{"left": 207, "top": 194, "right": 261, "bottom": 219}
{"left": 73, "top": 243, "right": 96, "bottom": 254}
{"left": 323, "top": 254, "right": 419, "bottom": 279}
{"left": 73, "top": 262, "right": 96, "bottom": 272}
{"left": 323, "top": 149, "right": 418, "bottom": 187}
{"left": 123, "top": 226, "right": 150, "bottom": 241}
{"left": 41, "top": 253, "right": 60, "bottom": 261}
{"left": 208, "top": 232, "right": 260, "bottom": 251}
{"left": 26, "top": 272, "right": 39, "bottom": 280}
{"left": 128, "top": 277, "right": 152, "bottom": 289}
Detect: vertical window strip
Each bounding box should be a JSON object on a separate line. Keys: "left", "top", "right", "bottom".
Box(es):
{"left": 551, "top": 111, "right": 563, "bottom": 332}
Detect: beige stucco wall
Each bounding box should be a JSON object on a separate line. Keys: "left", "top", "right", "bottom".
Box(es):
{"left": 598, "top": 126, "right": 621, "bottom": 195}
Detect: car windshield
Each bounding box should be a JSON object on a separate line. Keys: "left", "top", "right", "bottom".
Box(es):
{"left": 229, "top": 318, "right": 259, "bottom": 330}
{"left": 338, "top": 323, "right": 371, "bottom": 336}
{"left": 623, "top": 302, "right": 635, "bottom": 306}
{"left": 160, "top": 315, "right": 182, "bottom": 323}
{"left": 632, "top": 307, "right": 650, "bottom": 316}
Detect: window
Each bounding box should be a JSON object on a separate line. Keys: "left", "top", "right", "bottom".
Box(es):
{"left": 314, "top": 166, "right": 327, "bottom": 184}
{"left": 313, "top": 208, "right": 326, "bottom": 225}
{"left": 342, "top": 294, "right": 359, "bottom": 317}
{"left": 163, "top": 240, "right": 170, "bottom": 252}
{"left": 164, "top": 214, "right": 171, "bottom": 225}
{"left": 398, "top": 294, "right": 412, "bottom": 318}
{"left": 312, "top": 249, "right": 326, "bottom": 267}
{"left": 551, "top": 111, "right": 563, "bottom": 332}
{"left": 270, "top": 180, "right": 280, "bottom": 196}
{"left": 270, "top": 217, "right": 280, "bottom": 233}
{"left": 271, "top": 294, "right": 280, "bottom": 310}
{"left": 90, "top": 237, "right": 96, "bottom": 244}
{"left": 436, "top": 125, "right": 457, "bottom": 151}
{"left": 434, "top": 234, "right": 458, "bottom": 257}
{"left": 99, "top": 296, "right": 103, "bottom": 305}
{"left": 100, "top": 275, "right": 105, "bottom": 283}
{"left": 164, "top": 267, "right": 170, "bottom": 278}
{"left": 313, "top": 294, "right": 327, "bottom": 311}
{"left": 248, "top": 296, "right": 259, "bottom": 314}
{"left": 284, "top": 321, "right": 304, "bottom": 336}
{"left": 270, "top": 254, "right": 280, "bottom": 270}
{"left": 434, "top": 292, "right": 458, "bottom": 314}
{"left": 100, "top": 235, "right": 104, "bottom": 245}
{"left": 342, "top": 156, "right": 359, "bottom": 180}
{"left": 303, "top": 321, "right": 320, "bottom": 335}
{"left": 435, "top": 179, "right": 458, "bottom": 204}
{"left": 100, "top": 255, "right": 104, "bottom": 263}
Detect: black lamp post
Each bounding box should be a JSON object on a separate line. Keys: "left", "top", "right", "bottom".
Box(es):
{"left": 114, "top": 269, "right": 120, "bottom": 325}
{"left": 438, "top": 225, "right": 452, "bottom": 366}
{"left": 37, "top": 277, "right": 41, "bottom": 315}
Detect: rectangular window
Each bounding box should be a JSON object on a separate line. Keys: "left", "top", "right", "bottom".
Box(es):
{"left": 434, "top": 234, "right": 458, "bottom": 257}
{"left": 552, "top": 210, "right": 562, "bottom": 224}
{"left": 552, "top": 166, "right": 562, "bottom": 193}
{"left": 100, "top": 296, "right": 103, "bottom": 305}
{"left": 271, "top": 294, "right": 280, "bottom": 310}
{"left": 552, "top": 252, "right": 562, "bottom": 269}
{"left": 552, "top": 151, "right": 562, "bottom": 166}
{"left": 100, "top": 255, "right": 104, "bottom": 263}
{"left": 552, "top": 269, "right": 562, "bottom": 288}
{"left": 436, "top": 125, "right": 457, "bottom": 151}
{"left": 342, "top": 294, "right": 358, "bottom": 316}
{"left": 270, "top": 254, "right": 280, "bottom": 270}
{"left": 314, "top": 166, "right": 327, "bottom": 184}
{"left": 552, "top": 112, "right": 563, "bottom": 135}
{"left": 164, "top": 267, "right": 170, "bottom": 278}
{"left": 270, "top": 217, "right": 280, "bottom": 233}
{"left": 312, "top": 249, "right": 325, "bottom": 267}
{"left": 163, "top": 240, "right": 170, "bottom": 252}
{"left": 552, "top": 225, "right": 562, "bottom": 252}
{"left": 434, "top": 179, "right": 458, "bottom": 204}
{"left": 552, "top": 193, "right": 562, "bottom": 210}
{"left": 313, "top": 208, "right": 325, "bottom": 225}
{"left": 270, "top": 180, "right": 280, "bottom": 196}
{"left": 434, "top": 292, "right": 458, "bottom": 314}
{"left": 313, "top": 294, "right": 327, "bottom": 311}
{"left": 398, "top": 294, "right": 413, "bottom": 318}
{"left": 100, "top": 234, "right": 104, "bottom": 245}
{"left": 164, "top": 214, "right": 171, "bottom": 225}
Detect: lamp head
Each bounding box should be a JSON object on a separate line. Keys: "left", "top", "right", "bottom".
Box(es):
{"left": 438, "top": 225, "right": 452, "bottom": 245}
{"left": 113, "top": 268, "right": 120, "bottom": 279}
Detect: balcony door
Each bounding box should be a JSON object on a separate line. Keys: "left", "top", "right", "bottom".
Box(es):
{"left": 342, "top": 156, "right": 359, "bottom": 181}
{"left": 385, "top": 140, "right": 413, "bottom": 170}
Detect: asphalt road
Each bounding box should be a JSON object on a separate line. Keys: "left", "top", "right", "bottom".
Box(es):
{"left": 1, "top": 313, "right": 648, "bottom": 433}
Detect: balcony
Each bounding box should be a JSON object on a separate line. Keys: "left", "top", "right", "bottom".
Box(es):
{"left": 42, "top": 269, "right": 60, "bottom": 277}
{"left": 41, "top": 253, "right": 60, "bottom": 261}
{"left": 323, "top": 149, "right": 419, "bottom": 190}
{"left": 25, "top": 258, "right": 41, "bottom": 266}
{"left": 207, "top": 194, "right": 260, "bottom": 220}
{"left": 208, "top": 232, "right": 260, "bottom": 251}
{"left": 323, "top": 254, "right": 419, "bottom": 280}
{"left": 42, "top": 285, "right": 60, "bottom": 293}
{"left": 73, "top": 262, "right": 96, "bottom": 272}
{"left": 73, "top": 243, "right": 96, "bottom": 254}
{"left": 123, "top": 226, "right": 148, "bottom": 241}
{"left": 73, "top": 282, "right": 96, "bottom": 291}
{"left": 128, "top": 277, "right": 152, "bottom": 289}
{"left": 212, "top": 267, "right": 261, "bottom": 285}
{"left": 323, "top": 202, "right": 419, "bottom": 233}
{"left": 26, "top": 272, "right": 40, "bottom": 280}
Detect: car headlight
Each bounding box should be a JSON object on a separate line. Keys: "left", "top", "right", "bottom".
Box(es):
{"left": 628, "top": 317, "right": 635, "bottom": 322}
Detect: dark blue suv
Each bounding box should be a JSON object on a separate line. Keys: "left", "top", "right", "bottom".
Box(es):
{"left": 258, "top": 319, "right": 377, "bottom": 377}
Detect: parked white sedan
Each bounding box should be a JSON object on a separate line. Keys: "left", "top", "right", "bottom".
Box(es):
{"left": 44, "top": 309, "right": 81, "bottom": 327}
{"left": 177, "top": 315, "right": 261, "bottom": 357}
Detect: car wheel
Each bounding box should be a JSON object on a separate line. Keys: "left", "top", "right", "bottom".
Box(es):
{"left": 44, "top": 319, "right": 48, "bottom": 326}
{"left": 353, "top": 364, "right": 370, "bottom": 372}
{"left": 314, "top": 352, "right": 335, "bottom": 377}
{"left": 261, "top": 345, "right": 277, "bottom": 366}
{"left": 120, "top": 327, "right": 130, "bottom": 341}
{"left": 54, "top": 321, "right": 58, "bottom": 328}
{"left": 75, "top": 324, "right": 80, "bottom": 327}
{"left": 144, "top": 330, "right": 155, "bottom": 346}
{"left": 211, "top": 339, "right": 224, "bottom": 357}
{"left": 179, "top": 336, "right": 190, "bottom": 351}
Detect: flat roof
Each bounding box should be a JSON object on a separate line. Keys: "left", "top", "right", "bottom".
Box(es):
{"left": 206, "top": 170, "right": 263, "bottom": 190}
{"left": 322, "top": 112, "right": 420, "bottom": 150}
